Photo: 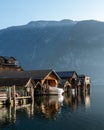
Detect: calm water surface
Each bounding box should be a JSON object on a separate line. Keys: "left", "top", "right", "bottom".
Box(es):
{"left": 0, "top": 84, "right": 104, "bottom": 130}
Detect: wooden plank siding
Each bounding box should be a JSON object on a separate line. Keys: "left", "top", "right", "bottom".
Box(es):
{"left": 0, "top": 69, "right": 61, "bottom": 97}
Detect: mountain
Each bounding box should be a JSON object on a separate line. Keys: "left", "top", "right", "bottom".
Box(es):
{"left": 0, "top": 19, "right": 104, "bottom": 83}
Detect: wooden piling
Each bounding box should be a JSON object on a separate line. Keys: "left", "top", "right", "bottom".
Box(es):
{"left": 12, "top": 105, "right": 16, "bottom": 122}
{"left": 8, "top": 87, "right": 11, "bottom": 104}
{"left": 13, "top": 85, "right": 16, "bottom": 105}
{"left": 8, "top": 105, "right": 12, "bottom": 122}
{"left": 23, "top": 99, "right": 26, "bottom": 105}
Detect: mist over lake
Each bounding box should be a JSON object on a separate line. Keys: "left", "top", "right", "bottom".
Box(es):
{"left": 0, "top": 20, "right": 104, "bottom": 83}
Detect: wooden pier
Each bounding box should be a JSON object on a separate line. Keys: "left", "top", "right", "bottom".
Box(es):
{"left": 0, "top": 96, "right": 32, "bottom": 105}
{"left": 0, "top": 69, "right": 91, "bottom": 106}
{"left": 0, "top": 84, "right": 34, "bottom": 105}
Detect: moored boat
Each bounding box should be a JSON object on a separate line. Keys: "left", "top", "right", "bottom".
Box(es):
{"left": 48, "top": 86, "right": 64, "bottom": 95}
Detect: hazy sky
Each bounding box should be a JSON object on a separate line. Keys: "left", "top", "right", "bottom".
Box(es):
{"left": 0, "top": 0, "right": 104, "bottom": 29}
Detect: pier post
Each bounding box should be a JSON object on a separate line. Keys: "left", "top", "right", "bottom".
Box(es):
{"left": 31, "top": 99, "right": 34, "bottom": 115}
{"left": 23, "top": 99, "right": 26, "bottom": 105}
{"left": 12, "top": 105, "right": 16, "bottom": 123}
{"left": 31, "top": 86, "right": 34, "bottom": 102}
{"left": 13, "top": 85, "right": 16, "bottom": 105}
{"left": 8, "top": 87, "right": 11, "bottom": 104}
{"left": 8, "top": 104, "right": 12, "bottom": 122}
{"left": 83, "top": 84, "right": 86, "bottom": 94}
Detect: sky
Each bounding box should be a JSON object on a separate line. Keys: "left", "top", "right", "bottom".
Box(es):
{"left": 0, "top": 0, "right": 104, "bottom": 29}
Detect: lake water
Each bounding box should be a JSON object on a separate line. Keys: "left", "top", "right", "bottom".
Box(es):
{"left": 0, "top": 84, "right": 104, "bottom": 130}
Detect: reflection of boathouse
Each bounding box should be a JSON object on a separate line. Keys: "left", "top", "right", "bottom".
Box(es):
{"left": 41, "top": 96, "right": 62, "bottom": 119}
{"left": 64, "top": 92, "right": 91, "bottom": 111}
{"left": 0, "top": 92, "right": 91, "bottom": 125}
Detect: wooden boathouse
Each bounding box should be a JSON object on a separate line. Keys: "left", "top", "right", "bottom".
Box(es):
{"left": 57, "top": 71, "right": 78, "bottom": 93}
{"left": 30, "top": 69, "right": 61, "bottom": 95}
{"left": 0, "top": 69, "right": 61, "bottom": 104}
{"left": 57, "top": 71, "right": 91, "bottom": 94}
{"left": 0, "top": 77, "right": 35, "bottom": 105}
{"left": 78, "top": 75, "right": 91, "bottom": 93}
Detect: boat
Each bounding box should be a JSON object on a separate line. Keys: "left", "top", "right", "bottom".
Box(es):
{"left": 48, "top": 86, "right": 64, "bottom": 95}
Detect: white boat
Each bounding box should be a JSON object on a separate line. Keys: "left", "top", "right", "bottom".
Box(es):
{"left": 48, "top": 86, "right": 64, "bottom": 95}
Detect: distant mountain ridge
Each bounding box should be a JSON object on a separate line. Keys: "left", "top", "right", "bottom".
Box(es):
{"left": 0, "top": 19, "right": 104, "bottom": 83}
{"left": 27, "top": 19, "right": 77, "bottom": 27}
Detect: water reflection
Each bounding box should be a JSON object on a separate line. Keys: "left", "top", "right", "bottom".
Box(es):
{"left": 64, "top": 93, "right": 91, "bottom": 110}
{"left": 0, "top": 93, "right": 91, "bottom": 127}
{"left": 41, "top": 95, "right": 63, "bottom": 119}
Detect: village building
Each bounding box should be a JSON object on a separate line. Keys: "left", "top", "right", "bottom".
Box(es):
{"left": 0, "top": 56, "right": 23, "bottom": 71}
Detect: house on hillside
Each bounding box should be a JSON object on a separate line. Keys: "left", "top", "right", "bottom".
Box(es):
{"left": 7, "top": 57, "right": 17, "bottom": 64}
{"left": 0, "top": 56, "right": 6, "bottom": 64}
{"left": 0, "top": 56, "right": 23, "bottom": 71}
{"left": 57, "top": 71, "right": 78, "bottom": 92}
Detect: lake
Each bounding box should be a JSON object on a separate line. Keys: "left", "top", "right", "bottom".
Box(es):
{"left": 0, "top": 84, "right": 104, "bottom": 130}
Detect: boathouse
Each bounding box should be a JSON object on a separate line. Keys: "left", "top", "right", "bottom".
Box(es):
{"left": 21, "top": 69, "right": 61, "bottom": 95}
{"left": 58, "top": 79, "right": 71, "bottom": 92}
{"left": 78, "top": 75, "right": 91, "bottom": 93}
{"left": 57, "top": 71, "right": 78, "bottom": 90}
{"left": 0, "top": 69, "right": 61, "bottom": 95}
{"left": 0, "top": 77, "right": 35, "bottom": 104}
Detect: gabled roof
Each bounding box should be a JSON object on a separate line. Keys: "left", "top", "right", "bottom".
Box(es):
{"left": 0, "top": 69, "right": 60, "bottom": 80}
{"left": 78, "top": 75, "right": 85, "bottom": 78}
{"left": 0, "top": 78, "right": 31, "bottom": 86}
{"left": 60, "top": 79, "right": 67, "bottom": 85}
{"left": 78, "top": 75, "right": 90, "bottom": 79}
{"left": 60, "top": 79, "right": 69, "bottom": 86}
{"left": 24, "top": 69, "right": 55, "bottom": 79}
{"left": 8, "top": 56, "right": 16, "bottom": 61}
{"left": 0, "top": 56, "right": 16, "bottom": 61}
{"left": 0, "top": 56, "right": 5, "bottom": 59}
{"left": 57, "top": 71, "right": 78, "bottom": 79}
